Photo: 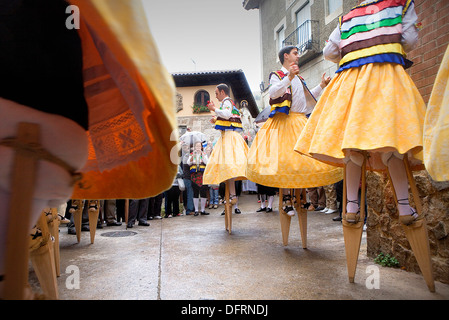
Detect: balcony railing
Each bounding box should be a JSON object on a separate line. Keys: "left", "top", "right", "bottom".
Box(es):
{"left": 283, "top": 20, "right": 320, "bottom": 58}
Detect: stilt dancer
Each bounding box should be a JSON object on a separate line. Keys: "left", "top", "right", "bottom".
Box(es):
{"left": 295, "top": 0, "right": 435, "bottom": 291}
{"left": 247, "top": 46, "right": 342, "bottom": 247}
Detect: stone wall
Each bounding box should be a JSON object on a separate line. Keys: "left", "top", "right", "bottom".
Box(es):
{"left": 366, "top": 170, "right": 449, "bottom": 284}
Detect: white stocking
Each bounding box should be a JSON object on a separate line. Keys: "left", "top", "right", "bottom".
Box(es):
{"left": 233, "top": 198, "right": 239, "bottom": 210}
{"left": 384, "top": 153, "right": 416, "bottom": 217}
{"left": 193, "top": 198, "right": 199, "bottom": 212}
{"left": 344, "top": 152, "right": 363, "bottom": 213}
{"left": 260, "top": 194, "right": 266, "bottom": 209}
{"left": 200, "top": 198, "right": 207, "bottom": 212}
{"left": 267, "top": 195, "right": 274, "bottom": 209}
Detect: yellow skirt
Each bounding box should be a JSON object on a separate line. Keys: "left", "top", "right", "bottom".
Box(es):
{"left": 295, "top": 63, "right": 426, "bottom": 171}
{"left": 246, "top": 113, "right": 343, "bottom": 188}
{"left": 423, "top": 45, "right": 449, "bottom": 181}
{"left": 203, "top": 130, "right": 248, "bottom": 185}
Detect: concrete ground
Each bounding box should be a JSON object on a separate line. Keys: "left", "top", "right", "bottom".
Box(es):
{"left": 29, "top": 193, "right": 449, "bottom": 300}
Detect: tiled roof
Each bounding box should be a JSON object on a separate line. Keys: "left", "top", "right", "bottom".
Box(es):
{"left": 172, "top": 69, "right": 259, "bottom": 117}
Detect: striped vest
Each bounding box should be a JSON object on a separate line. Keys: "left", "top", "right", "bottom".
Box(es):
{"left": 337, "top": 0, "right": 413, "bottom": 73}
{"left": 269, "top": 70, "right": 292, "bottom": 117}
{"left": 189, "top": 153, "right": 207, "bottom": 173}
{"left": 214, "top": 97, "right": 243, "bottom": 131}
{"left": 268, "top": 70, "right": 316, "bottom": 117}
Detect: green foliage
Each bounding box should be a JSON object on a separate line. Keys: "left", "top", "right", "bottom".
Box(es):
{"left": 192, "top": 104, "right": 210, "bottom": 114}
{"left": 374, "top": 252, "right": 400, "bottom": 268}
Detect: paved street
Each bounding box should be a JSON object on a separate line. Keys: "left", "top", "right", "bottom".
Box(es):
{"left": 29, "top": 193, "right": 449, "bottom": 301}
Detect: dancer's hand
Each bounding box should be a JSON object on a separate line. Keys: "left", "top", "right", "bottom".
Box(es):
{"left": 207, "top": 100, "right": 215, "bottom": 112}
{"left": 320, "top": 73, "right": 331, "bottom": 88}
{"left": 288, "top": 62, "right": 300, "bottom": 80}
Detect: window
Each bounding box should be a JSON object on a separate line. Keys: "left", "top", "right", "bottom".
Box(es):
{"left": 194, "top": 90, "right": 210, "bottom": 106}
{"left": 328, "top": 0, "right": 342, "bottom": 15}
{"left": 277, "top": 26, "right": 285, "bottom": 51}
{"left": 274, "top": 17, "right": 286, "bottom": 61}
{"left": 325, "top": 0, "right": 343, "bottom": 24}
{"left": 295, "top": 1, "right": 311, "bottom": 52}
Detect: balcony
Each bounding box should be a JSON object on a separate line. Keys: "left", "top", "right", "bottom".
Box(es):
{"left": 283, "top": 20, "right": 320, "bottom": 66}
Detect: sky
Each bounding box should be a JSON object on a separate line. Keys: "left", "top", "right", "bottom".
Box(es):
{"left": 143, "top": 0, "right": 262, "bottom": 92}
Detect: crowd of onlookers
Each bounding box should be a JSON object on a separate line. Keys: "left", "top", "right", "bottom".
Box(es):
{"left": 59, "top": 134, "right": 347, "bottom": 235}
{"left": 59, "top": 179, "right": 345, "bottom": 236}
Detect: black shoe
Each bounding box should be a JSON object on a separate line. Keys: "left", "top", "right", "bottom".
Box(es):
{"left": 235, "top": 208, "right": 241, "bottom": 214}
{"left": 266, "top": 207, "right": 273, "bottom": 212}
{"left": 68, "top": 227, "right": 76, "bottom": 235}
{"left": 256, "top": 207, "right": 266, "bottom": 212}
{"left": 316, "top": 206, "right": 326, "bottom": 211}
{"left": 221, "top": 210, "right": 225, "bottom": 215}
{"left": 302, "top": 202, "right": 311, "bottom": 209}
{"left": 107, "top": 221, "right": 122, "bottom": 226}
{"left": 81, "top": 225, "right": 90, "bottom": 232}
{"left": 138, "top": 221, "right": 150, "bottom": 226}
{"left": 333, "top": 216, "right": 342, "bottom": 222}
{"left": 284, "top": 206, "right": 294, "bottom": 213}
{"left": 201, "top": 211, "right": 210, "bottom": 215}
{"left": 97, "top": 223, "right": 104, "bottom": 229}
{"left": 127, "top": 223, "right": 134, "bottom": 228}
{"left": 194, "top": 211, "right": 199, "bottom": 216}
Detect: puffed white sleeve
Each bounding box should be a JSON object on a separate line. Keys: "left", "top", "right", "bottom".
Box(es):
{"left": 323, "top": 25, "right": 342, "bottom": 63}
{"left": 401, "top": 1, "right": 419, "bottom": 53}
{"left": 214, "top": 100, "right": 233, "bottom": 119}
{"left": 268, "top": 73, "right": 292, "bottom": 99}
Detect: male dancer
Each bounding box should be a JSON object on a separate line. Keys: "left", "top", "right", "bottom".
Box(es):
{"left": 204, "top": 84, "right": 248, "bottom": 232}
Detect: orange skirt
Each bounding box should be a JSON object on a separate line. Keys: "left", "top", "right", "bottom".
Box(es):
{"left": 203, "top": 130, "right": 248, "bottom": 185}
{"left": 423, "top": 45, "right": 449, "bottom": 181}
{"left": 295, "top": 63, "right": 426, "bottom": 171}
{"left": 70, "top": 0, "right": 178, "bottom": 199}
{"left": 247, "top": 113, "right": 343, "bottom": 188}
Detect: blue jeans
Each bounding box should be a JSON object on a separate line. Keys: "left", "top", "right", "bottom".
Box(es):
{"left": 210, "top": 187, "right": 219, "bottom": 205}
{"left": 183, "top": 179, "right": 195, "bottom": 214}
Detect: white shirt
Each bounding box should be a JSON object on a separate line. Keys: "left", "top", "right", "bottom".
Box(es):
{"left": 187, "top": 152, "right": 208, "bottom": 166}
{"left": 214, "top": 97, "right": 234, "bottom": 119}
{"left": 268, "top": 66, "right": 323, "bottom": 115}
{"left": 323, "top": 1, "right": 419, "bottom": 63}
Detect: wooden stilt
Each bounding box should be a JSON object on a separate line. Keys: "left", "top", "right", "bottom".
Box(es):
{"left": 125, "top": 199, "right": 129, "bottom": 228}
{"left": 71, "top": 199, "right": 83, "bottom": 243}
{"left": 342, "top": 153, "right": 366, "bottom": 283}
{"left": 225, "top": 180, "right": 232, "bottom": 234}
{"left": 279, "top": 188, "right": 291, "bottom": 246}
{"left": 402, "top": 155, "right": 435, "bottom": 292}
{"left": 87, "top": 200, "right": 100, "bottom": 244}
{"left": 30, "top": 213, "right": 58, "bottom": 299}
{"left": 294, "top": 189, "right": 307, "bottom": 249}
{"left": 3, "top": 122, "right": 40, "bottom": 300}
{"left": 47, "top": 208, "right": 61, "bottom": 277}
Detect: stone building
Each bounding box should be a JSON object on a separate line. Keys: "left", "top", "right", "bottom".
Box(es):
{"left": 172, "top": 70, "right": 259, "bottom": 144}
{"left": 243, "top": 0, "right": 358, "bottom": 108}
{"left": 244, "top": 0, "right": 449, "bottom": 284}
